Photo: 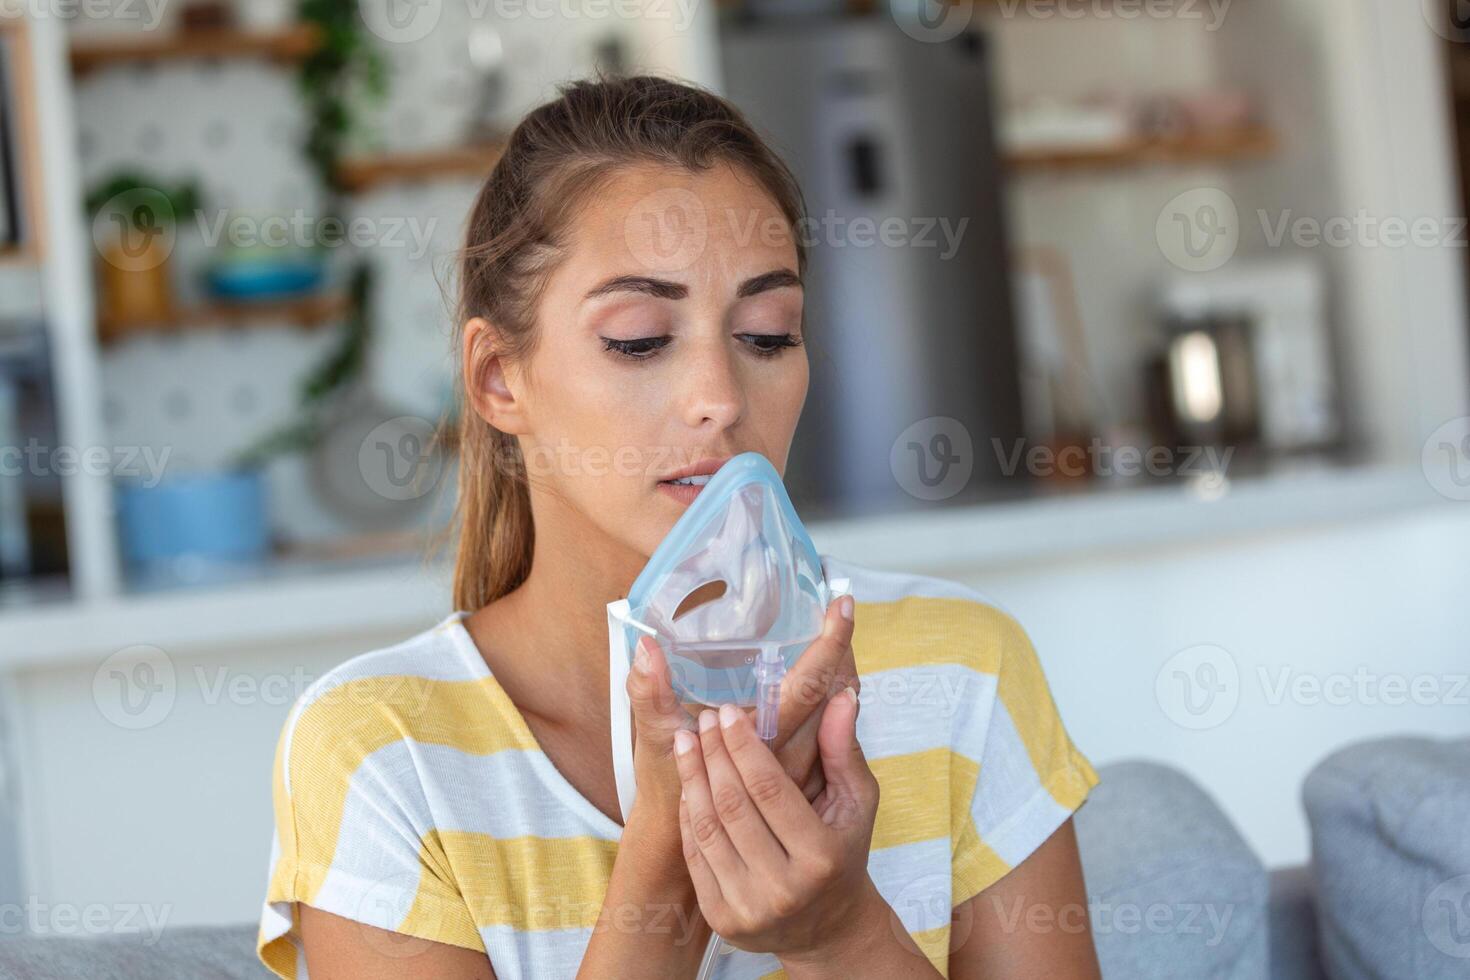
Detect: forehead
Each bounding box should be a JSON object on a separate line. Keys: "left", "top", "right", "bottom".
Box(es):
{"left": 565, "top": 161, "right": 797, "bottom": 281}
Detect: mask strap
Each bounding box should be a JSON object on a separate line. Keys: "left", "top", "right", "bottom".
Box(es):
{"left": 606, "top": 599, "right": 639, "bottom": 823}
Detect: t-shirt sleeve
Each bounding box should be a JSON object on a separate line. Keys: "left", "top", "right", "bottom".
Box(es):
{"left": 950, "top": 605, "right": 1099, "bottom": 908}
{"left": 257, "top": 681, "right": 484, "bottom": 979}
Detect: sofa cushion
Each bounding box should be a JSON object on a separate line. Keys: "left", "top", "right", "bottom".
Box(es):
{"left": 1269, "top": 865, "right": 1327, "bottom": 980}
{"left": 1075, "top": 760, "right": 1269, "bottom": 979}
{"left": 1303, "top": 736, "right": 1470, "bottom": 980}
{"left": 0, "top": 923, "right": 266, "bottom": 980}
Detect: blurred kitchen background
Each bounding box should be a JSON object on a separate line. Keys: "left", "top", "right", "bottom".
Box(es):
{"left": 0, "top": 0, "right": 1467, "bottom": 933}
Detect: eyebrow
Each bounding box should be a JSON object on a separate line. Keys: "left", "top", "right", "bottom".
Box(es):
{"left": 582, "top": 268, "right": 802, "bottom": 302}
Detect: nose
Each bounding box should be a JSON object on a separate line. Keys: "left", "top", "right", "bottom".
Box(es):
{"left": 679, "top": 336, "right": 747, "bottom": 431}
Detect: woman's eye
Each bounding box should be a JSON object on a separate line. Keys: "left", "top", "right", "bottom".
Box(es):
{"left": 739, "top": 333, "right": 804, "bottom": 357}
{"left": 602, "top": 336, "right": 670, "bottom": 360}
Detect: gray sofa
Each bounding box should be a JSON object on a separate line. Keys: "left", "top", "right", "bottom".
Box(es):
{"left": 0, "top": 740, "right": 1463, "bottom": 979}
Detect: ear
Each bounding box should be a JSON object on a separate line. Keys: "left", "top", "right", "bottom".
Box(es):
{"left": 462, "top": 316, "right": 530, "bottom": 435}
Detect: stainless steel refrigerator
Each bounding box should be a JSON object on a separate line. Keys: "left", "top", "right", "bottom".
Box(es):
{"left": 720, "top": 17, "right": 1025, "bottom": 518}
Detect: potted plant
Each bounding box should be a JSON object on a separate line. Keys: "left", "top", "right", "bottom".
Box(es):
{"left": 83, "top": 172, "right": 202, "bottom": 341}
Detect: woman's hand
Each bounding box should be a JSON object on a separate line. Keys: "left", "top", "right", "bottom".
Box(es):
{"left": 629, "top": 594, "right": 859, "bottom": 822}
{"left": 624, "top": 635, "right": 698, "bottom": 865}
{"left": 673, "top": 685, "right": 894, "bottom": 971}
{"left": 763, "top": 594, "right": 859, "bottom": 803}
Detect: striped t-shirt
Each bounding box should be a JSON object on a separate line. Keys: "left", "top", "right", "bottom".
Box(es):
{"left": 257, "top": 555, "right": 1098, "bottom": 979}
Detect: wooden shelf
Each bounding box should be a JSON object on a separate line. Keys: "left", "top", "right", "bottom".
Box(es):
{"left": 70, "top": 24, "right": 322, "bottom": 76}
{"left": 98, "top": 291, "right": 349, "bottom": 343}
{"left": 1006, "top": 126, "right": 1277, "bottom": 173}
{"left": 334, "top": 142, "right": 507, "bottom": 194}
{"left": 0, "top": 244, "right": 39, "bottom": 267}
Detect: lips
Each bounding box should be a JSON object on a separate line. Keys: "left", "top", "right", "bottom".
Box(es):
{"left": 656, "top": 456, "right": 730, "bottom": 504}
{"left": 657, "top": 456, "right": 730, "bottom": 487}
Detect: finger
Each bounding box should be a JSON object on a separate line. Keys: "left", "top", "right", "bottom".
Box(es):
{"left": 696, "top": 707, "right": 789, "bottom": 871}
{"left": 816, "top": 686, "right": 877, "bottom": 814}
{"left": 780, "top": 596, "right": 858, "bottom": 729}
{"left": 800, "top": 765, "right": 826, "bottom": 804}
{"left": 773, "top": 693, "right": 825, "bottom": 788}
{"left": 678, "top": 791, "right": 726, "bottom": 910}
{"left": 770, "top": 596, "right": 857, "bottom": 791}
{"left": 627, "top": 637, "right": 694, "bottom": 750}
{"left": 673, "top": 727, "right": 746, "bottom": 879}
{"left": 717, "top": 703, "right": 826, "bottom": 848}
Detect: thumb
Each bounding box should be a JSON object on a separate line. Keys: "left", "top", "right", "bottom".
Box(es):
{"left": 627, "top": 637, "right": 692, "bottom": 754}
{"left": 816, "top": 686, "right": 873, "bottom": 802}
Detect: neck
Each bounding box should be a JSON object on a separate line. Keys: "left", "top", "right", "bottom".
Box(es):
{"left": 475, "top": 486, "right": 648, "bottom": 725}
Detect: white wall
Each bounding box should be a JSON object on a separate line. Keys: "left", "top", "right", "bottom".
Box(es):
{"left": 962, "top": 499, "right": 1470, "bottom": 867}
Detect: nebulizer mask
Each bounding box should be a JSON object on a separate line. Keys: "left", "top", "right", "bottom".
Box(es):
{"left": 606, "top": 451, "right": 849, "bottom": 978}
{"left": 606, "top": 451, "right": 850, "bottom": 820}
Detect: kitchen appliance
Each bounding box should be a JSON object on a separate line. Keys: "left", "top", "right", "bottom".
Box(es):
{"left": 1147, "top": 310, "right": 1261, "bottom": 454}
{"left": 721, "top": 18, "right": 1025, "bottom": 517}
{"left": 1156, "top": 259, "right": 1339, "bottom": 454}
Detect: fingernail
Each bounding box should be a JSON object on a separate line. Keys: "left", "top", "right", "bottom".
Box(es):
{"left": 718, "top": 703, "right": 739, "bottom": 729}
{"left": 675, "top": 729, "right": 696, "bottom": 756}
{"left": 839, "top": 595, "right": 854, "bottom": 621}
{"left": 698, "top": 709, "right": 717, "bottom": 733}
{"left": 633, "top": 639, "right": 650, "bottom": 674}
{"left": 842, "top": 684, "right": 858, "bottom": 705}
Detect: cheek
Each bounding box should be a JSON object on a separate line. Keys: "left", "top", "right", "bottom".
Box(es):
{"left": 756, "top": 354, "right": 809, "bottom": 424}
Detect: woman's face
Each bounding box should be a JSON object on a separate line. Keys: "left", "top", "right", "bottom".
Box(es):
{"left": 469, "top": 161, "right": 808, "bottom": 562}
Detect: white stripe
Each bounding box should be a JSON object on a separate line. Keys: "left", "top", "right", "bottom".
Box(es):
{"left": 969, "top": 697, "right": 1065, "bottom": 867}
{"left": 479, "top": 923, "right": 591, "bottom": 979}
{"left": 869, "top": 836, "right": 955, "bottom": 934}
{"left": 856, "top": 663, "right": 996, "bottom": 763}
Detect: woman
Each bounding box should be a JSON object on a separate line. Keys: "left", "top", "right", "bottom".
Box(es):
{"left": 257, "top": 74, "right": 1101, "bottom": 979}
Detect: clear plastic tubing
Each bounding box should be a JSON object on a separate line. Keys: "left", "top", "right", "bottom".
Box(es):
{"left": 753, "top": 644, "right": 784, "bottom": 747}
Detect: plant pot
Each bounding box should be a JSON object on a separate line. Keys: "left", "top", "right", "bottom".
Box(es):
{"left": 116, "top": 470, "right": 269, "bottom": 580}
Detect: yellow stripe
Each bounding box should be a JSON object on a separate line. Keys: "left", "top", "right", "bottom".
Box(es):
{"left": 913, "top": 923, "right": 953, "bottom": 977}
{"left": 407, "top": 831, "right": 619, "bottom": 933}
{"left": 259, "top": 723, "right": 298, "bottom": 979}
{"left": 851, "top": 595, "right": 1003, "bottom": 677}
{"left": 869, "top": 747, "right": 954, "bottom": 850}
